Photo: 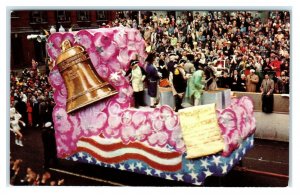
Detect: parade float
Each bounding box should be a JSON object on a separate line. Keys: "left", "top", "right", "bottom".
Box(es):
{"left": 46, "top": 27, "right": 256, "bottom": 186}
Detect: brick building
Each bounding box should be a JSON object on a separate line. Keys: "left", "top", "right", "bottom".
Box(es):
{"left": 10, "top": 10, "right": 116, "bottom": 69}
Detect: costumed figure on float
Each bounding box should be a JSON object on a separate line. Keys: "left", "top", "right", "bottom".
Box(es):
{"left": 124, "top": 59, "right": 147, "bottom": 108}
{"left": 145, "top": 53, "right": 161, "bottom": 108}
{"left": 182, "top": 64, "right": 205, "bottom": 107}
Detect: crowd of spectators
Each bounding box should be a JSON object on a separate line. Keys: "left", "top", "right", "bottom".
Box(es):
{"left": 10, "top": 157, "right": 64, "bottom": 186}
{"left": 110, "top": 10, "right": 290, "bottom": 94}
{"left": 10, "top": 59, "right": 60, "bottom": 185}
{"left": 10, "top": 59, "right": 55, "bottom": 129}
{"left": 10, "top": 11, "right": 291, "bottom": 127}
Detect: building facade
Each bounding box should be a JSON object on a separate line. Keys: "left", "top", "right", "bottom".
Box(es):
{"left": 10, "top": 10, "right": 116, "bottom": 69}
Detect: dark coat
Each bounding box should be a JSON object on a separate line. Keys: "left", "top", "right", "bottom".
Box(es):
{"left": 230, "top": 75, "right": 242, "bottom": 91}
{"left": 146, "top": 63, "right": 160, "bottom": 97}
{"left": 41, "top": 126, "right": 58, "bottom": 167}
{"left": 217, "top": 76, "right": 232, "bottom": 89}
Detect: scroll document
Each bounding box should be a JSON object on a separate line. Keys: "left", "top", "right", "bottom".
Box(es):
{"left": 178, "top": 103, "right": 224, "bottom": 159}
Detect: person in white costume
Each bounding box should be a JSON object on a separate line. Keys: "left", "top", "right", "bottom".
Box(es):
{"left": 10, "top": 108, "right": 26, "bottom": 147}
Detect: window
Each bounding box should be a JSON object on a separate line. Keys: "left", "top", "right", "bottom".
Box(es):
{"left": 57, "top": 11, "right": 71, "bottom": 22}
{"left": 77, "top": 11, "right": 90, "bottom": 21}
{"left": 30, "top": 11, "right": 47, "bottom": 23}
{"left": 96, "top": 11, "right": 107, "bottom": 21}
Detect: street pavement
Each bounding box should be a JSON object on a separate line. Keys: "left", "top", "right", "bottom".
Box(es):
{"left": 9, "top": 125, "right": 289, "bottom": 187}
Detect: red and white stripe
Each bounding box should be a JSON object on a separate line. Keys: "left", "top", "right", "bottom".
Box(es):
{"left": 76, "top": 135, "right": 183, "bottom": 172}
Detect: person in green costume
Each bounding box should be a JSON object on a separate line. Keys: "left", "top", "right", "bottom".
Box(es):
{"left": 183, "top": 65, "right": 205, "bottom": 107}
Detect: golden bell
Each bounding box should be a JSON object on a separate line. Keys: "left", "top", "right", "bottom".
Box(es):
{"left": 56, "top": 40, "right": 118, "bottom": 113}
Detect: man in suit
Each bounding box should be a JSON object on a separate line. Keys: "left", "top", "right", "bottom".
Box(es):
{"left": 260, "top": 73, "right": 274, "bottom": 113}
{"left": 246, "top": 69, "right": 259, "bottom": 92}
{"left": 146, "top": 53, "right": 161, "bottom": 108}
{"left": 41, "top": 122, "right": 58, "bottom": 169}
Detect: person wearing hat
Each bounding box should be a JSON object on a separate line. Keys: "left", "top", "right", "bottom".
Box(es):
{"left": 167, "top": 53, "right": 179, "bottom": 73}
{"left": 41, "top": 122, "right": 58, "bottom": 169}
{"left": 204, "top": 62, "right": 218, "bottom": 91}
{"left": 179, "top": 58, "right": 186, "bottom": 68}
{"left": 223, "top": 40, "right": 234, "bottom": 57}
{"left": 183, "top": 64, "right": 205, "bottom": 107}
{"left": 125, "top": 59, "right": 147, "bottom": 108}
{"left": 169, "top": 59, "right": 188, "bottom": 112}
{"left": 145, "top": 53, "right": 161, "bottom": 108}
{"left": 246, "top": 69, "right": 259, "bottom": 92}
{"left": 158, "top": 53, "right": 170, "bottom": 87}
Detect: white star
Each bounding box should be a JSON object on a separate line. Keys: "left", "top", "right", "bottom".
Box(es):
{"left": 154, "top": 169, "right": 162, "bottom": 176}
{"left": 95, "top": 160, "right": 101, "bottom": 165}
{"left": 119, "top": 164, "right": 126, "bottom": 171}
{"left": 56, "top": 114, "right": 62, "bottom": 120}
{"left": 78, "top": 152, "right": 85, "bottom": 158}
{"left": 235, "top": 152, "right": 239, "bottom": 159}
{"left": 145, "top": 168, "right": 152, "bottom": 175}
{"left": 136, "top": 162, "right": 143, "bottom": 170}
{"left": 200, "top": 159, "right": 210, "bottom": 169}
{"left": 239, "top": 157, "right": 242, "bottom": 161}
{"left": 165, "top": 174, "right": 173, "bottom": 180}
{"left": 193, "top": 180, "right": 203, "bottom": 186}
{"left": 189, "top": 171, "right": 198, "bottom": 181}
{"left": 204, "top": 169, "right": 213, "bottom": 177}
{"left": 110, "top": 72, "right": 120, "bottom": 81}
{"left": 135, "top": 133, "right": 143, "bottom": 141}
{"left": 238, "top": 144, "right": 243, "bottom": 149}
{"left": 186, "top": 162, "right": 195, "bottom": 171}
{"left": 86, "top": 156, "right": 93, "bottom": 163}
{"left": 122, "top": 111, "right": 131, "bottom": 121}
{"left": 212, "top": 155, "right": 222, "bottom": 166}
{"left": 110, "top": 164, "right": 116, "bottom": 168}
{"left": 250, "top": 139, "right": 254, "bottom": 146}
{"left": 221, "top": 164, "right": 228, "bottom": 174}
{"left": 74, "top": 35, "right": 81, "bottom": 43}
{"left": 129, "top": 163, "right": 135, "bottom": 172}
{"left": 166, "top": 144, "right": 175, "bottom": 151}
{"left": 72, "top": 156, "right": 78, "bottom": 161}
{"left": 229, "top": 159, "right": 234, "bottom": 166}
{"left": 242, "top": 148, "right": 246, "bottom": 155}
{"left": 174, "top": 173, "right": 184, "bottom": 181}
{"left": 47, "top": 42, "right": 53, "bottom": 48}
{"left": 96, "top": 46, "right": 103, "bottom": 53}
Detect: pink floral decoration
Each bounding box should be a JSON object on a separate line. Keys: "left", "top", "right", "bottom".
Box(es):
{"left": 48, "top": 28, "right": 255, "bottom": 158}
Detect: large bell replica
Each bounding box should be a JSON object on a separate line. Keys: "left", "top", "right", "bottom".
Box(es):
{"left": 56, "top": 40, "right": 118, "bottom": 113}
